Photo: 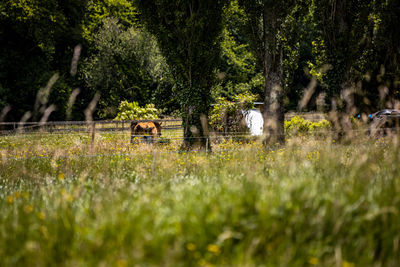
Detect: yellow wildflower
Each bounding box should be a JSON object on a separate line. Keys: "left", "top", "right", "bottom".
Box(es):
{"left": 116, "top": 259, "right": 127, "bottom": 267}
{"left": 58, "top": 172, "right": 65, "bottom": 181}
{"left": 6, "top": 196, "right": 13, "bottom": 204}
{"left": 207, "top": 244, "right": 220, "bottom": 255}
{"left": 186, "top": 243, "right": 196, "bottom": 251}
{"left": 24, "top": 204, "right": 33, "bottom": 213}
{"left": 198, "top": 259, "right": 215, "bottom": 267}
{"left": 38, "top": 212, "right": 46, "bottom": 220}
{"left": 65, "top": 194, "right": 73, "bottom": 203}
{"left": 308, "top": 257, "right": 319, "bottom": 265}
{"left": 342, "top": 261, "right": 355, "bottom": 267}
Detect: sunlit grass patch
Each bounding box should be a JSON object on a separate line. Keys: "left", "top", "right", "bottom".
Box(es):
{"left": 0, "top": 133, "right": 400, "bottom": 265}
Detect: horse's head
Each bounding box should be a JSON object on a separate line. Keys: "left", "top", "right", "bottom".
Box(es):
{"left": 131, "top": 121, "right": 138, "bottom": 130}
{"left": 145, "top": 126, "right": 155, "bottom": 133}
{"left": 131, "top": 121, "right": 162, "bottom": 143}
{"left": 134, "top": 123, "right": 150, "bottom": 134}
{"left": 154, "top": 122, "right": 162, "bottom": 137}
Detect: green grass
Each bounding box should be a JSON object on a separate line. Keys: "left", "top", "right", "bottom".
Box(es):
{"left": 1, "top": 133, "right": 400, "bottom": 266}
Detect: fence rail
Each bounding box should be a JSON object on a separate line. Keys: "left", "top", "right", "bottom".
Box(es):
{"left": 0, "top": 113, "right": 325, "bottom": 134}
{"left": 0, "top": 119, "right": 183, "bottom": 135}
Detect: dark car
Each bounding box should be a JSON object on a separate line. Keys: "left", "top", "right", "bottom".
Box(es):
{"left": 368, "top": 109, "right": 400, "bottom": 134}
{"left": 369, "top": 109, "right": 400, "bottom": 119}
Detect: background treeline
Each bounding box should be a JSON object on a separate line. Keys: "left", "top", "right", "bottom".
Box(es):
{"left": 0, "top": 0, "right": 399, "bottom": 122}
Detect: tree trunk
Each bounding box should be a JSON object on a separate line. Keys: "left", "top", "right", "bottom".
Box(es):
{"left": 181, "top": 86, "right": 211, "bottom": 151}
{"left": 182, "top": 110, "right": 211, "bottom": 150}
{"left": 262, "top": 71, "right": 285, "bottom": 145}
{"left": 260, "top": 7, "right": 285, "bottom": 146}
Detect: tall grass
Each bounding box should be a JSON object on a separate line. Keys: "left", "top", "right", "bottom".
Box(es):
{"left": 1, "top": 133, "right": 400, "bottom": 266}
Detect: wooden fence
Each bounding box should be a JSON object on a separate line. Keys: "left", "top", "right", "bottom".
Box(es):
{"left": 0, "top": 119, "right": 182, "bottom": 135}
{"left": 0, "top": 113, "right": 327, "bottom": 135}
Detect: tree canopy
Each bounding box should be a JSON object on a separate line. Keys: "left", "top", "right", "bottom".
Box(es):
{"left": 135, "top": 0, "right": 228, "bottom": 148}
{"left": 0, "top": 0, "right": 399, "bottom": 146}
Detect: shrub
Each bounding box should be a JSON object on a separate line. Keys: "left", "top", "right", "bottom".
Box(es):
{"left": 285, "top": 116, "right": 331, "bottom": 136}
{"left": 209, "top": 93, "right": 256, "bottom": 133}
{"left": 114, "top": 100, "right": 159, "bottom": 120}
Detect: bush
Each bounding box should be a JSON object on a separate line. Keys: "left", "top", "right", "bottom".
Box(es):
{"left": 209, "top": 93, "right": 256, "bottom": 133}
{"left": 114, "top": 100, "right": 159, "bottom": 120}
{"left": 285, "top": 116, "right": 331, "bottom": 136}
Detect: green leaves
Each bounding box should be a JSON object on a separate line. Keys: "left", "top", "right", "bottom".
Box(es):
{"left": 81, "top": 18, "right": 170, "bottom": 118}
{"left": 210, "top": 92, "right": 256, "bottom": 133}
{"left": 82, "top": 0, "right": 138, "bottom": 45}
{"left": 0, "top": 0, "right": 88, "bottom": 120}
{"left": 311, "top": 0, "right": 374, "bottom": 98}
{"left": 284, "top": 116, "right": 331, "bottom": 136}
{"left": 114, "top": 100, "right": 159, "bottom": 120}
{"left": 135, "top": 0, "right": 228, "bottom": 146}
{"left": 219, "top": 1, "right": 257, "bottom": 84}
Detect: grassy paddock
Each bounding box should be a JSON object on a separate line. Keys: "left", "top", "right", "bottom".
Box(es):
{"left": 1, "top": 132, "right": 400, "bottom": 266}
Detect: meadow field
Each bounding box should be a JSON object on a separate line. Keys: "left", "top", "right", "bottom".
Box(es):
{"left": 1, "top": 130, "right": 400, "bottom": 266}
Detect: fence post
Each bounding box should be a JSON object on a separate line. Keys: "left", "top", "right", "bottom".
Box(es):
{"left": 206, "top": 137, "right": 208, "bottom": 153}
{"left": 91, "top": 122, "right": 96, "bottom": 150}
{"left": 151, "top": 150, "right": 156, "bottom": 176}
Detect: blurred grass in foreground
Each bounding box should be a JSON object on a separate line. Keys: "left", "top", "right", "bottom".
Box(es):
{"left": 1, "top": 132, "right": 400, "bottom": 266}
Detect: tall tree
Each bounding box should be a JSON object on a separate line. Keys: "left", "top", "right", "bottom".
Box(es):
{"left": 134, "top": 0, "right": 227, "bottom": 148}
{"left": 238, "top": 0, "right": 305, "bottom": 145}
{"left": 211, "top": 1, "right": 264, "bottom": 102}
{"left": 309, "top": 0, "right": 377, "bottom": 136}
{"left": 81, "top": 18, "right": 170, "bottom": 118}
{"left": 360, "top": 0, "right": 400, "bottom": 109}
{"left": 82, "top": 0, "right": 139, "bottom": 45}
{"left": 312, "top": 0, "right": 372, "bottom": 108}
{"left": 0, "top": 0, "right": 88, "bottom": 121}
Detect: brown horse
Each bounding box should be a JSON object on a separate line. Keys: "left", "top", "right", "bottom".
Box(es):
{"left": 131, "top": 121, "right": 162, "bottom": 143}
